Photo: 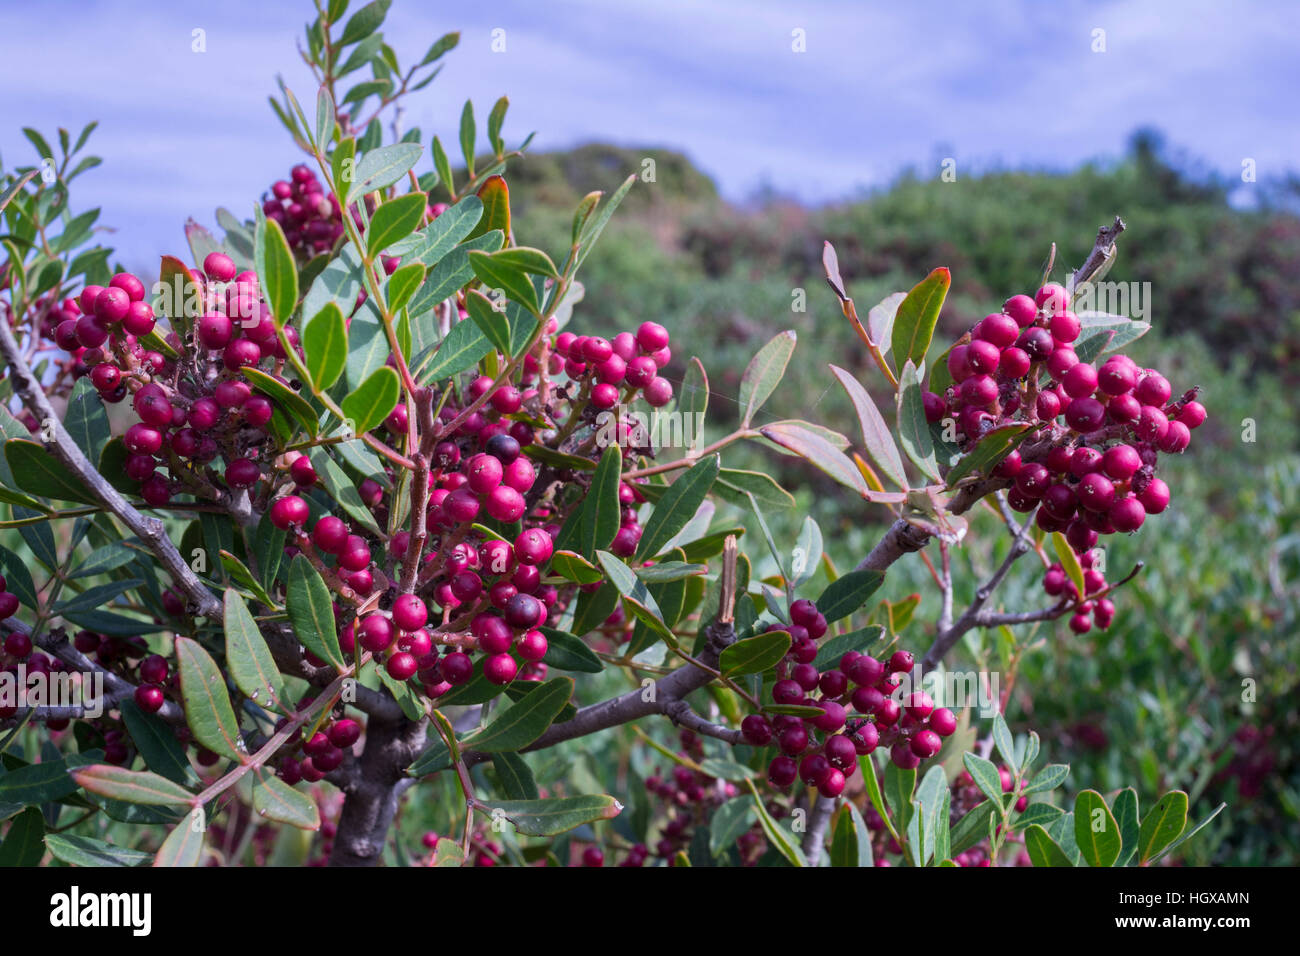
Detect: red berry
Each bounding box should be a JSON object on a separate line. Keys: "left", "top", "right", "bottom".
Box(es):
{"left": 741, "top": 714, "right": 774, "bottom": 746}
{"left": 929, "top": 708, "right": 957, "bottom": 736}
{"left": 1003, "top": 295, "right": 1038, "bottom": 328}
{"left": 392, "top": 594, "right": 428, "bottom": 632}
{"left": 975, "top": 313, "right": 1020, "bottom": 349}
{"left": 635, "top": 321, "right": 669, "bottom": 351}
{"left": 139, "top": 654, "right": 169, "bottom": 684}
{"left": 484, "top": 653, "right": 518, "bottom": 685}
{"left": 1102, "top": 444, "right": 1141, "bottom": 480}
{"left": 204, "top": 252, "right": 237, "bottom": 282}
{"left": 910, "top": 729, "right": 942, "bottom": 758}
{"left": 1108, "top": 496, "right": 1146, "bottom": 532}
{"left": 1065, "top": 397, "right": 1106, "bottom": 433}
{"left": 1035, "top": 283, "right": 1069, "bottom": 313}
{"left": 1062, "top": 362, "right": 1098, "bottom": 399}
{"left": 999, "top": 347, "right": 1031, "bottom": 379}
{"left": 134, "top": 684, "right": 166, "bottom": 713}
{"left": 1049, "top": 310, "right": 1080, "bottom": 344}
{"left": 269, "top": 495, "right": 309, "bottom": 529}
{"left": 1134, "top": 372, "right": 1172, "bottom": 407}
{"left": 1138, "top": 477, "right": 1171, "bottom": 514}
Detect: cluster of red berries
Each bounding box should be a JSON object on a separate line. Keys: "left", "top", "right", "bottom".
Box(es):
{"left": 261, "top": 164, "right": 344, "bottom": 257}
{"left": 276, "top": 706, "right": 362, "bottom": 784}
{"left": 741, "top": 600, "right": 959, "bottom": 794}
{"left": 549, "top": 321, "right": 675, "bottom": 411}
{"left": 640, "top": 730, "right": 745, "bottom": 863}
{"left": 925, "top": 282, "right": 1205, "bottom": 628}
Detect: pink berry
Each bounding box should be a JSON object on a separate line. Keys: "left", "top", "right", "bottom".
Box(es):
{"left": 269, "top": 495, "right": 309, "bottom": 529}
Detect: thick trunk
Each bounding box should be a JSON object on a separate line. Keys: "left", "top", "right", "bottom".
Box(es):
{"left": 329, "top": 715, "right": 426, "bottom": 867}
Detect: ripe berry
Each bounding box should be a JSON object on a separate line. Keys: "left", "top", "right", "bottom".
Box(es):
{"left": 889, "top": 650, "right": 914, "bottom": 673}
{"left": 1016, "top": 327, "right": 1054, "bottom": 361}
{"left": 139, "top": 654, "right": 169, "bottom": 684}
{"left": 134, "top": 684, "right": 166, "bottom": 713}
{"left": 1097, "top": 358, "right": 1136, "bottom": 395}
{"left": 392, "top": 594, "right": 428, "bottom": 632}
{"left": 1065, "top": 397, "right": 1106, "bottom": 433}
{"left": 1036, "top": 390, "right": 1061, "bottom": 420}
{"left": 975, "top": 313, "right": 1020, "bottom": 349}
{"left": 635, "top": 321, "right": 669, "bottom": 351}
{"left": 818, "top": 768, "right": 847, "bottom": 798}
{"left": 290, "top": 456, "right": 317, "bottom": 487}
{"left": 109, "top": 272, "right": 146, "bottom": 302}
{"left": 514, "top": 527, "right": 553, "bottom": 566}
{"left": 890, "top": 742, "right": 921, "bottom": 769}
{"left": 1134, "top": 372, "right": 1172, "bottom": 407}
{"left": 313, "top": 516, "right": 349, "bottom": 554}
{"left": 1035, "top": 282, "right": 1070, "bottom": 312}
{"left": 466, "top": 453, "right": 503, "bottom": 494}
{"left": 998, "top": 347, "right": 1031, "bottom": 379}
{"left": 503, "top": 456, "right": 536, "bottom": 493}
{"left": 1135, "top": 405, "right": 1170, "bottom": 442}
{"left": 484, "top": 433, "right": 521, "bottom": 464}
{"left": 1138, "top": 477, "right": 1170, "bottom": 513}
{"left": 922, "top": 391, "right": 946, "bottom": 423}
{"left": 1108, "top": 496, "right": 1146, "bottom": 533}
{"left": 1062, "top": 362, "right": 1098, "bottom": 399}
{"left": 440, "top": 652, "right": 473, "bottom": 684}
{"left": 643, "top": 377, "right": 674, "bottom": 407}
{"left": 517, "top": 629, "right": 548, "bottom": 661}
{"left": 486, "top": 486, "right": 526, "bottom": 522}
{"left": 94, "top": 286, "right": 131, "bottom": 323}
{"left": 1049, "top": 310, "right": 1080, "bottom": 344}
{"left": 1177, "top": 401, "right": 1206, "bottom": 429}
{"left": 1102, "top": 444, "right": 1141, "bottom": 480}
{"left": 269, "top": 495, "right": 309, "bottom": 529}
{"left": 328, "top": 719, "right": 362, "bottom": 748}
{"left": 930, "top": 708, "right": 958, "bottom": 736}
{"left": 741, "top": 714, "right": 774, "bottom": 746}
{"left": 1003, "top": 295, "right": 1038, "bottom": 327}
{"left": 204, "top": 252, "right": 237, "bottom": 282}
{"left": 1157, "top": 421, "right": 1191, "bottom": 453}
{"left": 768, "top": 756, "right": 798, "bottom": 788}
{"left": 960, "top": 374, "right": 998, "bottom": 408}
{"left": 484, "top": 653, "right": 518, "bottom": 685}
{"left": 911, "top": 729, "right": 942, "bottom": 758}
{"left": 1014, "top": 463, "right": 1051, "bottom": 498}
{"left": 198, "top": 313, "right": 234, "bottom": 349}
{"left": 504, "top": 593, "right": 544, "bottom": 630}
{"left": 966, "top": 340, "right": 1001, "bottom": 376}
{"left": 225, "top": 458, "right": 261, "bottom": 489}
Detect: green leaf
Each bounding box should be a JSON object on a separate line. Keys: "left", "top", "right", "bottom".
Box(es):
{"left": 890, "top": 267, "right": 949, "bottom": 369}
{"left": 946, "top": 423, "right": 1034, "bottom": 486}
{"left": 488, "top": 246, "right": 559, "bottom": 278}
{"left": 286, "top": 554, "right": 346, "bottom": 669}
{"left": 709, "top": 797, "right": 755, "bottom": 857}
{"left": 155, "top": 809, "right": 206, "bottom": 866}
{"left": 341, "top": 366, "right": 401, "bottom": 436}
{"left": 738, "top": 330, "right": 796, "bottom": 426}
{"left": 315, "top": 84, "right": 336, "bottom": 147}
{"left": 896, "top": 361, "right": 938, "bottom": 482}
{"left": 1024, "top": 823, "right": 1075, "bottom": 867}
{"left": 253, "top": 767, "right": 320, "bottom": 829}
{"left": 1113, "top": 787, "right": 1140, "bottom": 866}
{"left": 366, "top": 192, "right": 427, "bottom": 258}
{"left": 346, "top": 141, "right": 422, "bottom": 203}
{"left": 486, "top": 95, "right": 508, "bottom": 154}
{"left": 219, "top": 550, "right": 275, "bottom": 608}
{"left": 463, "top": 288, "right": 512, "bottom": 355}
{"left": 884, "top": 762, "right": 916, "bottom": 832}
{"left": 223, "top": 590, "right": 287, "bottom": 712}
{"left": 175, "top": 637, "right": 244, "bottom": 762}
{"left": 538, "top": 627, "right": 603, "bottom": 673}
{"left": 637, "top": 455, "right": 719, "bottom": 560}
{"left": 1024, "top": 763, "right": 1070, "bottom": 794}
{"left": 992, "top": 713, "right": 1018, "bottom": 775}
{"left": 950, "top": 800, "right": 998, "bottom": 854}
{"left": 0, "top": 807, "right": 44, "bottom": 866}
{"left": 713, "top": 468, "right": 795, "bottom": 511}
{"left": 418, "top": 30, "right": 459, "bottom": 67}
{"left": 470, "top": 250, "right": 540, "bottom": 316}
{"left": 719, "top": 630, "right": 790, "bottom": 676}
{"left": 458, "top": 99, "right": 476, "bottom": 177}
{"left": 44, "top": 833, "right": 151, "bottom": 867}
{"left": 549, "top": 550, "right": 602, "bottom": 585}
{"left": 830, "top": 801, "right": 873, "bottom": 867}
{"left": 466, "top": 175, "right": 510, "bottom": 243}
{"left": 594, "top": 550, "right": 674, "bottom": 645}
{"left": 962, "top": 752, "right": 1005, "bottom": 806}
{"left": 914, "top": 765, "right": 949, "bottom": 866}
{"left": 315, "top": 454, "right": 384, "bottom": 536}
{"left": 491, "top": 753, "right": 538, "bottom": 800}
{"left": 303, "top": 303, "right": 348, "bottom": 392}
{"left": 830, "top": 364, "right": 907, "bottom": 489}
{"left": 415, "top": 316, "right": 492, "bottom": 384}
{"left": 1013, "top": 802, "right": 1066, "bottom": 831}
{"left": 338, "top": 0, "right": 390, "bottom": 44}
{"left": 241, "top": 367, "right": 319, "bottom": 437}
{"left": 811, "top": 626, "right": 884, "bottom": 671}
{"left": 385, "top": 262, "right": 426, "bottom": 314}
{"left": 1052, "top": 532, "right": 1087, "bottom": 598}
{"left": 760, "top": 421, "right": 867, "bottom": 496}
{"left": 255, "top": 214, "right": 298, "bottom": 327}
{"left": 408, "top": 230, "right": 503, "bottom": 316}
{"left": 120, "top": 699, "right": 199, "bottom": 787}
{"left": 575, "top": 174, "right": 635, "bottom": 270}
{"left": 1073, "top": 789, "right": 1121, "bottom": 867}
{"left": 53, "top": 578, "right": 143, "bottom": 616}
{"left": 70, "top": 765, "right": 195, "bottom": 806}
{"left": 1137, "top": 790, "right": 1188, "bottom": 865}
{"left": 4, "top": 439, "right": 96, "bottom": 504}
{"left": 461, "top": 678, "right": 573, "bottom": 752}
{"left": 814, "top": 569, "right": 885, "bottom": 624}
{"left": 1151, "top": 802, "right": 1224, "bottom": 864}
{"left": 69, "top": 542, "right": 137, "bottom": 579}
{"left": 747, "top": 782, "right": 806, "bottom": 866}
{"left": 486, "top": 795, "right": 622, "bottom": 837}
{"left": 63, "top": 376, "right": 110, "bottom": 462}
{"left": 555, "top": 444, "right": 621, "bottom": 560}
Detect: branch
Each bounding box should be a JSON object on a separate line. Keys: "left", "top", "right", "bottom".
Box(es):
{"left": 0, "top": 320, "right": 221, "bottom": 619}
{"left": 802, "top": 794, "right": 838, "bottom": 865}
{"left": 1069, "top": 216, "right": 1126, "bottom": 293}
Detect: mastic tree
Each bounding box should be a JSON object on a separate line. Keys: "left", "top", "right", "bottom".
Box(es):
{"left": 0, "top": 0, "right": 1220, "bottom": 868}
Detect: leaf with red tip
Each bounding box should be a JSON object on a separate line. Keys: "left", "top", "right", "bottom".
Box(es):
{"left": 761, "top": 422, "right": 867, "bottom": 497}
{"left": 831, "top": 365, "right": 907, "bottom": 490}
{"left": 890, "top": 267, "right": 950, "bottom": 369}
{"left": 71, "top": 766, "right": 195, "bottom": 806}
{"left": 467, "top": 174, "right": 510, "bottom": 243}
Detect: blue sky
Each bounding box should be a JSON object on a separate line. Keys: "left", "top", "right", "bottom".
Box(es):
{"left": 1, "top": 0, "right": 1297, "bottom": 269}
